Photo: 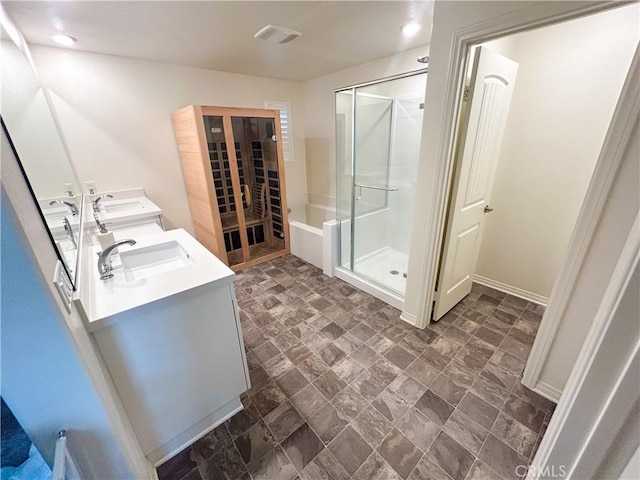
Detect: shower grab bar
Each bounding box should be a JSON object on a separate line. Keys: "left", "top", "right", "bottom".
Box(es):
{"left": 353, "top": 183, "right": 399, "bottom": 192}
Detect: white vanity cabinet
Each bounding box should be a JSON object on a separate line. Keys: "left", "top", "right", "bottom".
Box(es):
{"left": 78, "top": 229, "right": 250, "bottom": 466}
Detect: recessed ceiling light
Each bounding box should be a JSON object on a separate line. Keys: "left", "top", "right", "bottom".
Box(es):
{"left": 402, "top": 23, "right": 421, "bottom": 37}
{"left": 51, "top": 34, "right": 77, "bottom": 46}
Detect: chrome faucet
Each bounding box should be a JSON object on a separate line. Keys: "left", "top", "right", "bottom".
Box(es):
{"left": 49, "top": 200, "right": 79, "bottom": 216}
{"left": 62, "top": 216, "right": 78, "bottom": 250}
{"left": 97, "top": 239, "right": 136, "bottom": 280}
{"left": 92, "top": 194, "right": 114, "bottom": 213}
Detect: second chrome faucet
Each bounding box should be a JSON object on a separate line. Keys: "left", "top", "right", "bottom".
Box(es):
{"left": 98, "top": 239, "right": 136, "bottom": 280}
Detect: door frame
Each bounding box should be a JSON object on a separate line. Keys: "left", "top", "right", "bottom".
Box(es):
{"left": 407, "top": 0, "right": 638, "bottom": 384}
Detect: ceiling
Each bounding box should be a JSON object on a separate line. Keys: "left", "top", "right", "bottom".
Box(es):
{"left": 4, "top": 1, "right": 434, "bottom": 81}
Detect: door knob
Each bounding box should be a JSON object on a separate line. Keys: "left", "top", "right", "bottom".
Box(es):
{"left": 484, "top": 206, "right": 494, "bottom": 213}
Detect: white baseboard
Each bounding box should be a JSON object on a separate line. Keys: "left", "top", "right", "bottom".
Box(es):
{"left": 473, "top": 275, "right": 549, "bottom": 306}
{"left": 400, "top": 311, "right": 417, "bottom": 327}
{"left": 532, "top": 380, "right": 562, "bottom": 404}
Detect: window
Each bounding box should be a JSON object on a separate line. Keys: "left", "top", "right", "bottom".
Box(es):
{"left": 264, "top": 101, "right": 293, "bottom": 163}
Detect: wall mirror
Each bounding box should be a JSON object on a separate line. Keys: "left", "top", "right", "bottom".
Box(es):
{"left": 1, "top": 25, "right": 81, "bottom": 287}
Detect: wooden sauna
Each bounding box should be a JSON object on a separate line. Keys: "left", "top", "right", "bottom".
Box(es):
{"left": 172, "top": 105, "right": 290, "bottom": 270}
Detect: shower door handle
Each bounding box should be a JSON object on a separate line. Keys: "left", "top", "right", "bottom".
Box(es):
{"left": 353, "top": 183, "right": 399, "bottom": 192}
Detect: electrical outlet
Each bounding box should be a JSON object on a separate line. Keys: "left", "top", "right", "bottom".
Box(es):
{"left": 85, "top": 180, "right": 97, "bottom": 194}
{"left": 63, "top": 183, "right": 74, "bottom": 197}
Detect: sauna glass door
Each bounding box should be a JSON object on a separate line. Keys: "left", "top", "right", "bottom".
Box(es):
{"left": 230, "top": 116, "right": 286, "bottom": 263}
{"left": 203, "top": 115, "right": 243, "bottom": 266}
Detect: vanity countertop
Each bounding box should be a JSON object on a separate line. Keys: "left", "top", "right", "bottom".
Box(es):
{"left": 94, "top": 195, "right": 162, "bottom": 225}
{"left": 79, "top": 228, "right": 234, "bottom": 332}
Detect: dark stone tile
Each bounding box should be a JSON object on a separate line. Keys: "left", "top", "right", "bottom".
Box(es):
{"left": 415, "top": 390, "right": 454, "bottom": 426}
{"left": 276, "top": 367, "right": 310, "bottom": 398}
{"left": 282, "top": 423, "right": 324, "bottom": 471}
{"left": 180, "top": 468, "right": 202, "bottom": 480}
{"left": 378, "top": 428, "right": 423, "bottom": 479}
{"left": 303, "top": 330, "right": 333, "bottom": 354}
{"left": 372, "top": 389, "right": 411, "bottom": 424}
{"left": 351, "top": 344, "right": 382, "bottom": 368}
{"left": 234, "top": 420, "right": 277, "bottom": 466}
{"left": 381, "top": 325, "right": 407, "bottom": 343}
{"left": 429, "top": 374, "right": 467, "bottom": 407}
{"left": 395, "top": 407, "right": 440, "bottom": 452}
{"left": 198, "top": 443, "right": 247, "bottom": 480}
{"left": 458, "top": 392, "right": 499, "bottom": 431}
{"left": 246, "top": 366, "right": 271, "bottom": 397}
{"left": 157, "top": 447, "right": 197, "bottom": 480}
{"left": 299, "top": 448, "right": 350, "bottom": 480}
{"left": 262, "top": 321, "right": 289, "bottom": 340}
{"left": 412, "top": 328, "right": 439, "bottom": 345}
{"left": 248, "top": 446, "right": 297, "bottom": 480}
{"left": 297, "top": 354, "right": 329, "bottom": 382}
{"left": 465, "top": 459, "right": 503, "bottom": 480}
{"left": 310, "top": 297, "right": 333, "bottom": 311}
{"left": 350, "top": 323, "right": 377, "bottom": 342}
{"left": 420, "top": 347, "right": 452, "bottom": 371}
{"left": 425, "top": 431, "right": 475, "bottom": 480}
{"left": 491, "top": 411, "right": 538, "bottom": 458}
{"left": 225, "top": 402, "right": 262, "bottom": 438}
{"left": 430, "top": 336, "right": 464, "bottom": 358}
{"left": 408, "top": 455, "right": 452, "bottom": 480}
{"left": 352, "top": 406, "right": 394, "bottom": 448}
{"left": 252, "top": 383, "right": 288, "bottom": 416}
{"left": 246, "top": 351, "right": 261, "bottom": 371}
{"left": 352, "top": 452, "right": 403, "bottom": 480}
{"left": 321, "top": 322, "right": 346, "bottom": 340}
{"left": 452, "top": 317, "right": 481, "bottom": 335}
{"left": 307, "top": 403, "right": 349, "bottom": 444}
{"left": 319, "top": 343, "right": 347, "bottom": 367}
{"left": 264, "top": 402, "right": 305, "bottom": 442}
{"left": 331, "top": 385, "right": 368, "bottom": 421}
{"left": 461, "top": 309, "right": 488, "bottom": 324}
{"left": 314, "top": 370, "right": 348, "bottom": 400}
{"left": 478, "top": 434, "right": 528, "bottom": 479}
{"left": 474, "top": 326, "right": 505, "bottom": 347}
{"left": 284, "top": 344, "right": 314, "bottom": 365}
{"left": 333, "top": 331, "right": 363, "bottom": 354}
{"left": 369, "top": 358, "right": 404, "bottom": 385}
{"left": 440, "top": 326, "right": 471, "bottom": 345}
{"left": 480, "top": 362, "right": 518, "bottom": 391}
{"left": 351, "top": 370, "right": 387, "bottom": 402}
{"left": 495, "top": 303, "right": 521, "bottom": 317}
{"left": 328, "top": 426, "right": 373, "bottom": 475}
{"left": 489, "top": 350, "right": 525, "bottom": 375}
{"left": 332, "top": 356, "right": 365, "bottom": 383}
{"left": 385, "top": 345, "right": 417, "bottom": 370}
{"left": 503, "top": 394, "right": 546, "bottom": 433}
{"left": 500, "top": 336, "right": 531, "bottom": 361}
{"left": 290, "top": 384, "right": 328, "bottom": 419}
{"left": 511, "top": 381, "right": 554, "bottom": 412}
{"left": 392, "top": 368, "right": 428, "bottom": 399}
{"left": 191, "top": 425, "right": 233, "bottom": 463}
{"left": 272, "top": 331, "right": 304, "bottom": 352}
{"left": 367, "top": 333, "right": 396, "bottom": 356}
{"left": 405, "top": 358, "right": 440, "bottom": 387}
{"left": 470, "top": 375, "right": 509, "bottom": 410}
{"left": 443, "top": 409, "right": 488, "bottom": 455}
{"left": 478, "top": 294, "right": 501, "bottom": 306}
{"left": 443, "top": 358, "right": 478, "bottom": 388}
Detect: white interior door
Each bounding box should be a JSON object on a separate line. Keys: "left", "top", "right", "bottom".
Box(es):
{"left": 434, "top": 47, "right": 519, "bottom": 320}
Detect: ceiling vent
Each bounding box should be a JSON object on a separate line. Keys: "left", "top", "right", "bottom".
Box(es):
{"left": 254, "top": 25, "right": 302, "bottom": 44}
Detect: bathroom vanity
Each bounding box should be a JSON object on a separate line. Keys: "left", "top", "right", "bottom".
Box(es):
{"left": 74, "top": 190, "right": 250, "bottom": 465}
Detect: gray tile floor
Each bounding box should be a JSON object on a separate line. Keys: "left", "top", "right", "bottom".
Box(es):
{"left": 157, "top": 255, "right": 555, "bottom": 480}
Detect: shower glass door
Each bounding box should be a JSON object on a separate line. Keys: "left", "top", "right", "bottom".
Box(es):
{"left": 336, "top": 72, "right": 427, "bottom": 297}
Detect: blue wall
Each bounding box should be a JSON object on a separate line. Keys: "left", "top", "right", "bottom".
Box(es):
{"left": 1, "top": 189, "right": 134, "bottom": 478}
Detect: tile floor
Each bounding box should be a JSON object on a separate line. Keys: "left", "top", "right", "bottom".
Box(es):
{"left": 157, "top": 255, "right": 555, "bottom": 480}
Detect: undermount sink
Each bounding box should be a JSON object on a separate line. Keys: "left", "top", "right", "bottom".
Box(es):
{"left": 120, "top": 240, "right": 193, "bottom": 281}
{"left": 104, "top": 200, "right": 145, "bottom": 214}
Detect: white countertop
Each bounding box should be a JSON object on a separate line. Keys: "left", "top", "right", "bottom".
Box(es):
{"left": 80, "top": 228, "right": 235, "bottom": 332}
{"left": 93, "top": 196, "right": 162, "bottom": 226}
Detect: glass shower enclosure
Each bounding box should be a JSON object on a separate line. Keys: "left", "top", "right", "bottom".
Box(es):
{"left": 335, "top": 71, "right": 427, "bottom": 303}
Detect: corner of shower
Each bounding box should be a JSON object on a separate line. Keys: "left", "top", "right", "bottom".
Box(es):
{"left": 333, "top": 69, "right": 427, "bottom": 310}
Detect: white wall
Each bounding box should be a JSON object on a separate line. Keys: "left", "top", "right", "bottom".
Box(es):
{"left": 303, "top": 45, "right": 428, "bottom": 207}
{"left": 31, "top": 45, "right": 308, "bottom": 229}
{"left": 476, "top": 6, "right": 639, "bottom": 300}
